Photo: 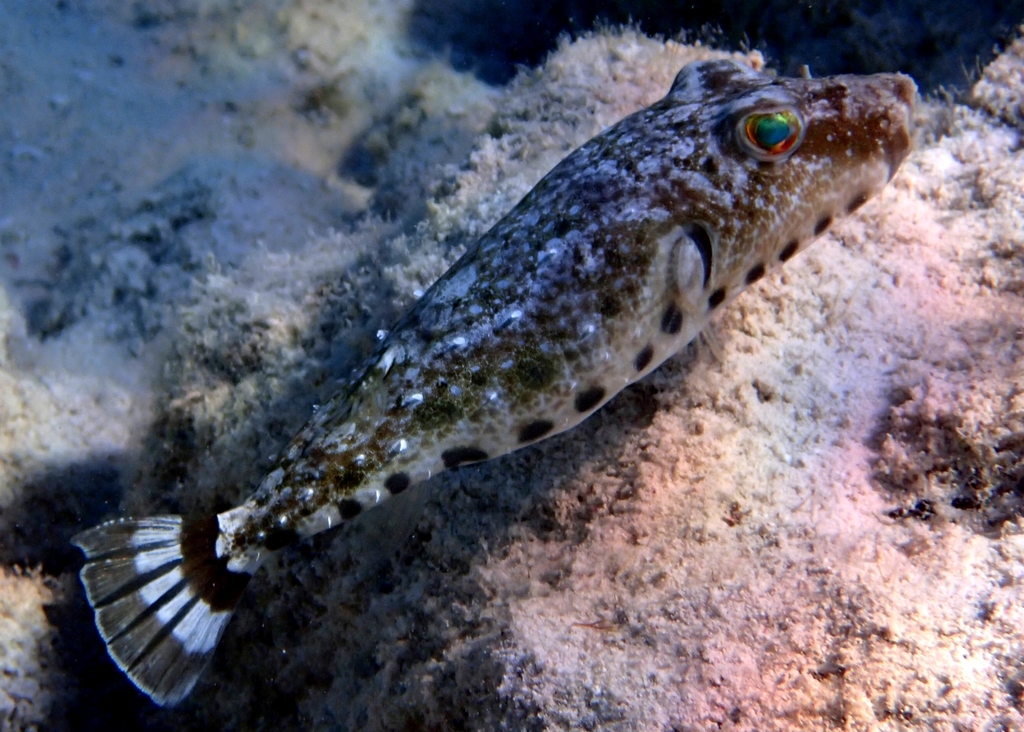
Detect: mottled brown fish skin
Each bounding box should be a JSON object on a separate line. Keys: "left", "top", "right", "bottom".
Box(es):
{"left": 215, "top": 59, "right": 916, "bottom": 571}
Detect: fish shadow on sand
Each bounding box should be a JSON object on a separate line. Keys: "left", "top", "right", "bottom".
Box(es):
{"left": 0, "top": 458, "right": 176, "bottom": 730}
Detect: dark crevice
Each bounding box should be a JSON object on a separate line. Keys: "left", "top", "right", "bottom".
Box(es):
{"left": 408, "top": 0, "right": 1024, "bottom": 91}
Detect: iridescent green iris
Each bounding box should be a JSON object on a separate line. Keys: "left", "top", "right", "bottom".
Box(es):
{"left": 738, "top": 109, "right": 804, "bottom": 161}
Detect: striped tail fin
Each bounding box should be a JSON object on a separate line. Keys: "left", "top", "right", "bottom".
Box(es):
{"left": 72, "top": 515, "right": 251, "bottom": 706}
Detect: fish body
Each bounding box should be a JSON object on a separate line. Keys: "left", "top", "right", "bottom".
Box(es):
{"left": 73, "top": 59, "right": 915, "bottom": 705}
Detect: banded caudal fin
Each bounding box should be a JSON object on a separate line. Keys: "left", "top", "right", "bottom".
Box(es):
{"left": 72, "top": 515, "right": 250, "bottom": 706}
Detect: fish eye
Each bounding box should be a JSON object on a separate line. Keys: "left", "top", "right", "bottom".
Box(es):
{"left": 737, "top": 109, "right": 804, "bottom": 162}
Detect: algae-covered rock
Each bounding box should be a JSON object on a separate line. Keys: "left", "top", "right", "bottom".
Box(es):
{"left": 971, "top": 30, "right": 1024, "bottom": 130}
{"left": 0, "top": 568, "right": 63, "bottom": 731}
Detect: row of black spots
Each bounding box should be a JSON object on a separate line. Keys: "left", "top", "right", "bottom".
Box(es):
{"left": 574, "top": 385, "right": 606, "bottom": 413}
{"left": 745, "top": 263, "right": 766, "bottom": 285}
{"left": 518, "top": 419, "right": 554, "bottom": 443}
{"left": 661, "top": 287, "right": 728, "bottom": 329}
{"left": 779, "top": 239, "right": 799, "bottom": 262}
{"left": 511, "top": 384, "right": 614, "bottom": 449}
{"left": 634, "top": 344, "right": 654, "bottom": 372}
{"left": 776, "top": 206, "right": 846, "bottom": 267}
{"left": 329, "top": 471, "right": 411, "bottom": 525}
{"left": 778, "top": 211, "right": 835, "bottom": 267}
{"left": 307, "top": 471, "right": 408, "bottom": 528}
{"left": 384, "top": 472, "right": 410, "bottom": 495}
{"left": 339, "top": 499, "right": 363, "bottom": 520}
{"left": 513, "top": 383, "right": 610, "bottom": 448}
{"left": 263, "top": 471, "right": 417, "bottom": 549}
{"left": 262, "top": 527, "right": 299, "bottom": 551}
{"left": 441, "top": 445, "right": 489, "bottom": 469}
{"left": 814, "top": 214, "right": 833, "bottom": 236}
{"left": 846, "top": 192, "right": 868, "bottom": 214}
{"left": 661, "top": 302, "right": 683, "bottom": 335}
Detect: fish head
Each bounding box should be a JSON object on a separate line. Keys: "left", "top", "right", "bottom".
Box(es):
{"left": 653, "top": 59, "right": 917, "bottom": 300}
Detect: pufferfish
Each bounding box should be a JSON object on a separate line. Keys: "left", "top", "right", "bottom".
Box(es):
{"left": 73, "top": 58, "right": 915, "bottom": 705}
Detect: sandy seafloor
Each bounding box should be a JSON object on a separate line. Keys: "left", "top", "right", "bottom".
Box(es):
{"left": 1, "top": 1, "right": 1024, "bottom": 730}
